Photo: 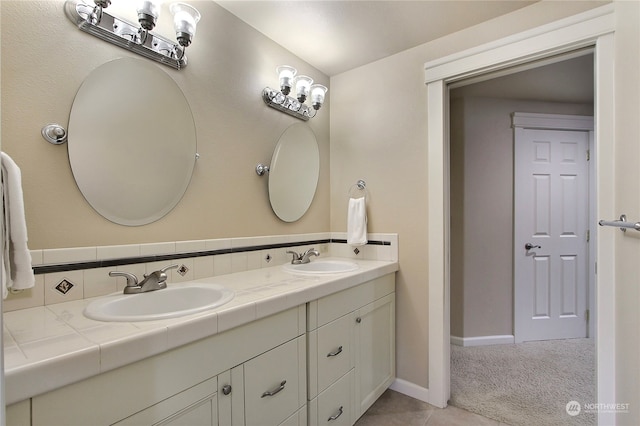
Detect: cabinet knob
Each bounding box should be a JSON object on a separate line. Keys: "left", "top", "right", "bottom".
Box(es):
{"left": 356, "top": 317, "right": 362, "bottom": 324}
{"left": 222, "top": 384, "right": 232, "bottom": 395}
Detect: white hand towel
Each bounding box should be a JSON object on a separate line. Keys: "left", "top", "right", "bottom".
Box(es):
{"left": 1, "top": 152, "right": 35, "bottom": 299}
{"left": 347, "top": 197, "right": 367, "bottom": 246}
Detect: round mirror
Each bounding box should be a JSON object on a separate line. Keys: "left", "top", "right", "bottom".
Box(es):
{"left": 68, "top": 58, "right": 197, "bottom": 226}
{"left": 268, "top": 123, "right": 320, "bottom": 222}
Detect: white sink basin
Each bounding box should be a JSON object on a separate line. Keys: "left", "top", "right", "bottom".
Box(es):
{"left": 283, "top": 260, "right": 359, "bottom": 275}
{"left": 84, "top": 283, "right": 234, "bottom": 322}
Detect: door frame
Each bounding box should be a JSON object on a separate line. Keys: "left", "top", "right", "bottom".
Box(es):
{"left": 424, "top": 5, "right": 616, "bottom": 426}
{"left": 511, "top": 113, "right": 595, "bottom": 343}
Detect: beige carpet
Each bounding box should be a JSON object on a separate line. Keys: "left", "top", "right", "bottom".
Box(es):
{"left": 450, "top": 338, "right": 596, "bottom": 426}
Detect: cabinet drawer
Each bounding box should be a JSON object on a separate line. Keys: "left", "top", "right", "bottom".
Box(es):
{"left": 316, "top": 370, "right": 354, "bottom": 426}
{"left": 114, "top": 376, "right": 217, "bottom": 426}
{"left": 244, "top": 338, "right": 304, "bottom": 426}
{"left": 317, "top": 314, "right": 353, "bottom": 393}
{"left": 313, "top": 274, "right": 395, "bottom": 328}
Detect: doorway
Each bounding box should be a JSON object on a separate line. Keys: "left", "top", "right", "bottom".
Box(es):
{"left": 449, "top": 54, "right": 595, "bottom": 347}
{"left": 447, "top": 56, "right": 596, "bottom": 424}
{"left": 424, "top": 6, "right": 616, "bottom": 426}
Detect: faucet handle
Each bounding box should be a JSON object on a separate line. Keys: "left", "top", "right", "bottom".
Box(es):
{"left": 286, "top": 250, "right": 301, "bottom": 262}
{"left": 160, "top": 264, "right": 179, "bottom": 273}
{"left": 144, "top": 264, "right": 179, "bottom": 282}
{"left": 109, "top": 271, "right": 138, "bottom": 288}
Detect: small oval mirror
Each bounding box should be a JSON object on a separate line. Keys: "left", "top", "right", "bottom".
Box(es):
{"left": 68, "top": 58, "right": 197, "bottom": 226}
{"left": 268, "top": 123, "right": 319, "bottom": 222}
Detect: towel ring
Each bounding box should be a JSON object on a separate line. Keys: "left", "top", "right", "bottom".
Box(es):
{"left": 348, "top": 179, "right": 368, "bottom": 200}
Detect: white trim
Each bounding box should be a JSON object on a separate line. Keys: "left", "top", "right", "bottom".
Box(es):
{"left": 424, "top": 4, "right": 614, "bottom": 83}
{"left": 450, "top": 335, "right": 515, "bottom": 347}
{"left": 389, "top": 378, "right": 429, "bottom": 403}
{"left": 424, "top": 5, "right": 616, "bottom": 424}
{"left": 511, "top": 112, "right": 594, "bottom": 131}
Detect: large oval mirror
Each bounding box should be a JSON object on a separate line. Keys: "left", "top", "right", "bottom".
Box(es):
{"left": 68, "top": 58, "right": 197, "bottom": 226}
{"left": 268, "top": 123, "right": 319, "bottom": 222}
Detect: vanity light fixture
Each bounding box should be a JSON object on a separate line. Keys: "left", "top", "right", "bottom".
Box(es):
{"left": 262, "top": 66, "right": 328, "bottom": 121}
{"left": 64, "top": 0, "right": 201, "bottom": 70}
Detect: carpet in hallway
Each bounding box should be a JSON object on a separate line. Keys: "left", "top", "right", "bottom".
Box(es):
{"left": 450, "top": 338, "right": 596, "bottom": 426}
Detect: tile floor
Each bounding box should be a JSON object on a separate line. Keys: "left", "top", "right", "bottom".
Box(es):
{"left": 355, "top": 389, "right": 510, "bottom": 426}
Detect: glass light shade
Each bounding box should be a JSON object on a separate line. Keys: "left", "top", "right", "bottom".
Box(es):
{"left": 277, "top": 65, "right": 297, "bottom": 95}
{"left": 310, "top": 84, "right": 328, "bottom": 110}
{"left": 170, "top": 3, "right": 201, "bottom": 44}
{"left": 137, "top": 0, "right": 162, "bottom": 30}
{"left": 295, "top": 75, "right": 313, "bottom": 102}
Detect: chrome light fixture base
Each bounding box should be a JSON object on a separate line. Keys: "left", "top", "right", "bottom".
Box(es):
{"left": 262, "top": 87, "right": 316, "bottom": 122}
{"left": 65, "top": 0, "right": 188, "bottom": 70}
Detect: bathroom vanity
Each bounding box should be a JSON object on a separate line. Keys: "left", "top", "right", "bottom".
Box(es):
{"left": 4, "top": 259, "right": 396, "bottom": 426}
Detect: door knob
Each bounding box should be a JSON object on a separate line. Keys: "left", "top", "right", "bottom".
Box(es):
{"left": 525, "top": 243, "right": 541, "bottom": 250}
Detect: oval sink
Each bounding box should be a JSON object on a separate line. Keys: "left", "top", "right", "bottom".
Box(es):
{"left": 84, "top": 284, "right": 234, "bottom": 322}
{"left": 283, "top": 260, "right": 359, "bottom": 275}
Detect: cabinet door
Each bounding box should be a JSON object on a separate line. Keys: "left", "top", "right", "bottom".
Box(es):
{"left": 6, "top": 400, "right": 30, "bottom": 426}
{"left": 354, "top": 293, "right": 395, "bottom": 418}
{"left": 244, "top": 337, "right": 305, "bottom": 426}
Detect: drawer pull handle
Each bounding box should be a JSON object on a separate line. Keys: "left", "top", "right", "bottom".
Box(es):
{"left": 328, "top": 406, "right": 344, "bottom": 421}
{"left": 222, "top": 384, "right": 232, "bottom": 395}
{"left": 356, "top": 317, "right": 362, "bottom": 324}
{"left": 261, "top": 380, "right": 286, "bottom": 398}
{"left": 327, "top": 346, "right": 343, "bottom": 357}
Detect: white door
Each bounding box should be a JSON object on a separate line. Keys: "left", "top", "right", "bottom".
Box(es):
{"left": 514, "top": 127, "right": 590, "bottom": 343}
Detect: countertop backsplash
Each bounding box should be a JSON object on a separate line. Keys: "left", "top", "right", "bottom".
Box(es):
{"left": 3, "top": 232, "right": 398, "bottom": 312}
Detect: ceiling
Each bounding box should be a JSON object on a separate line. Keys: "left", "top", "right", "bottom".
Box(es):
{"left": 215, "top": 1, "right": 594, "bottom": 103}
{"left": 215, "top": 0, "right": 536, "bottom": 76}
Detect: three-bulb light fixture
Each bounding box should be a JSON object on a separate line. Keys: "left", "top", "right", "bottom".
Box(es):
{"left": 64, "top": 0, "right": 201, "bottom": 70}
{"left": 262, "top": 66, "right": 328, "bottom": 121}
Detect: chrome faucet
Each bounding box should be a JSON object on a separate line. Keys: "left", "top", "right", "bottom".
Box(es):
{"left": 109, "top": 264, "right": 178, "bottom": 294}
{"left": 286, "top": 248, "right": 320, "bottom": 264}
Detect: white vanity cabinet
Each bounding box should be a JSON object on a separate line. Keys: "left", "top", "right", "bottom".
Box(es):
{"left": 28, "top": 306, "right": 306, "bottom": 426}
{"left": 8, "top": 267, "right": 397, "bottom": 426}
{"left": 307, "top": 274, "right": 395, "bottom": 425}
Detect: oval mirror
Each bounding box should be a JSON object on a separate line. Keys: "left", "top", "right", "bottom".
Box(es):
{"left": 268, "top": 123, "right": 320, "bottom": 222}
{"left": 68, "top": 58, "right": 197, "bottom": 226}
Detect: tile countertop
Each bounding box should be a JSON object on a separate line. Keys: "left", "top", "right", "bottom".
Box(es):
{"left": 3, "top": 258, "right": 398, "bottom": 405}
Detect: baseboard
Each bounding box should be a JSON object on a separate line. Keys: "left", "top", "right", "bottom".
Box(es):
{"left": 450, "top": 335, "right": 514, "bottom": 347}
{"left": 389, "top": 378, "right": 430, "bottom": 403}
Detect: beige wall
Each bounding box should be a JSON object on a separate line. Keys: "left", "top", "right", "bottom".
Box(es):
{"left": 330, "top": 1, "right": 608, "bottom": 390}
{"left": 0, "top": 1, "right": 330, "bottom": 250}
{"left": 449, "top": 97, "right": 593, "bottom": 339}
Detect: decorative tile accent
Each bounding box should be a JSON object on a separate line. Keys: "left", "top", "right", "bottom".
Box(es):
{"left": 55, "top": 279, "right": 74, "bottom": 295}
{"left": 177, "top": 264, "right": 189, "bottom": 276}
{"left": 353, "top": 248, "right": 360, "bottom": 255}
{"left": 265, "top": 254, "right": 272, "bottom": 263}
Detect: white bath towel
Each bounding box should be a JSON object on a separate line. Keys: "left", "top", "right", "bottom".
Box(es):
{"left": 347, "top": 197, "right": 367, "bottom": 246}
{"left": 1, "top": 152, "right": 35, "bottom": 299}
